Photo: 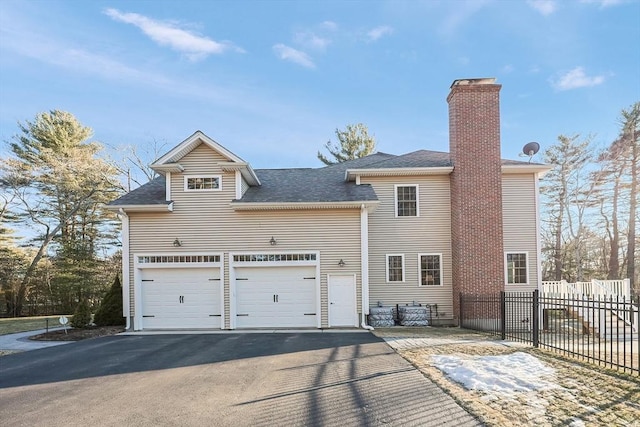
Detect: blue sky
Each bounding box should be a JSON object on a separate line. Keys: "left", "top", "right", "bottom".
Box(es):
{"left": 1, "top": 0, "right": 639, "bottom": 170}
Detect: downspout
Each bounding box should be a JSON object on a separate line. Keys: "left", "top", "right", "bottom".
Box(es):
{"left": 118, "top": 208, "right": 131, "bottom": 331}
{"left": 360, "top": 204, "right": 374, "bottom": 330}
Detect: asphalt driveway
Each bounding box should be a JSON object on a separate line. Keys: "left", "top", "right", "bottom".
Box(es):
{"left": 0, "top": 333, "right": 480, "bottom": 426}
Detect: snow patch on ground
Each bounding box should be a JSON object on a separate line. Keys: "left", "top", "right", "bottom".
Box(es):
{"left": 431, "top": 351, "right": 560, "bottom": 395}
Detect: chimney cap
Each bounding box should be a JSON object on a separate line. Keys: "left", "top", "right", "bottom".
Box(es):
{"left": 450, "top": 78, "right": 497, "bottom": 88}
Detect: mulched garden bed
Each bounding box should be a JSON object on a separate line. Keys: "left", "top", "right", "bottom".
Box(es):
{"left": 29, "top": 326, "right": 125, "bottom": 341}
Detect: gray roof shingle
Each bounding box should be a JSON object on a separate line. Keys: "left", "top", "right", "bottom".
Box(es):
{"left": 108, "top": 177, "right": 169, "bottom": 206}
{"left": 108, "top": 149, "right": 543, "bottom": 206}
{"left": 236, "top": 168, "right": 377, "bottom": 203}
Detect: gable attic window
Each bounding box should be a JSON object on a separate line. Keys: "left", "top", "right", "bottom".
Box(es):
{"left": 185, "top": 175, "right": 221, "bottom": 191}
{"left": 395, "top": 185, "right": 418, "bottom": 217}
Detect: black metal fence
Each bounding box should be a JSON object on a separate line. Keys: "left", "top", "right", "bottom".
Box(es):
{"left": 460, "top": 290, "right": 640, "bottom": 376}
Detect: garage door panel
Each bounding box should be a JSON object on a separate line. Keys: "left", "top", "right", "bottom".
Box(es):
{"left": 235, "top": 266, "right": 317, "bottom": 328}
{"left": 141, "top": 268, "right": 221, "bottom": 329}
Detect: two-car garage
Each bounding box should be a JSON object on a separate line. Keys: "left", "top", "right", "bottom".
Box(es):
{"left": 135, "top": 252, "right": 329, "bottom": 330}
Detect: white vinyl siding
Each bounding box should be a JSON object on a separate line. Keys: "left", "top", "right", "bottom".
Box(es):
{"left": 502, "top": 174, "right": 539, "bottom": 292}
{"left": 127, "top": 142, "right": 361, "bottom": 329}
{"left": 364, "top": 175, "right": 453, "bottom": 320}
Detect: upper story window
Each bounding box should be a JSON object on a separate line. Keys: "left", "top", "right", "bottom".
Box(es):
{"left": 506, "top": 252, "right": 528, "bottom": 284}
{"left": 419, "top": 254, "right": 442, "bottom": 286}
{"left": 386, "top": 254, "right": 405, "bottom": 282}
{"left": 395, "top": 185, "right": 418, "bottom": 217}
{"left": 184, "top": 175, "right": 221, "bottom": 191}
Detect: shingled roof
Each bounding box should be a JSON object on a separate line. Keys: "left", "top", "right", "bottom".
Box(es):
{"left": 108, "top": 149, "right": 542, "bottom": 207}
{"left": 108, "top": 177, "right": 169, "bottom": 206}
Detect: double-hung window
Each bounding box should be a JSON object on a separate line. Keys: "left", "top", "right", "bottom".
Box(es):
{"left": 395, "top": 185, "right": 418, "bottom": 217}
{"left": 419, "top": 254, "right": 442, "bottom": 286}
{"left": 386, "top": 254, "right": 405, "bottom": 282}
{"left": 506, "top": 252, "right": 528, "bottom": 284}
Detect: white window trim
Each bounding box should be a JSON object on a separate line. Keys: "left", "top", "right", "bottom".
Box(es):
{"left": 505, "top": 251, "right": 529, "bottom": 285}
{"left": 385, "top": 254, "right": 405, "bottom": 283}
{"left": 394, "top": 184, "right": 419, "bottom": 217}
{"left": 184, "top": 175, "right": 222, "bottom": 192}
{"left": 417, "top": 253, "right": 443, "bottom": 287}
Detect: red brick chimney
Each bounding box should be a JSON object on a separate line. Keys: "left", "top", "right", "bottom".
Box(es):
{"left": 447, "top": 78, "right": 505, "bottom": 323}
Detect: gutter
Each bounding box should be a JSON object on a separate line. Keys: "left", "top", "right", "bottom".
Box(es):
{"left": 117, "top": 208, "right": 131, "bottom": 331}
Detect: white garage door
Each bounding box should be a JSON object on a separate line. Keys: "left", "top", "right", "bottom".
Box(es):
{"left": 141, "top": 268, "right": 221, "bottom": 329}
{"left": 235, "top": 266, "right": 317, "bottom": 328}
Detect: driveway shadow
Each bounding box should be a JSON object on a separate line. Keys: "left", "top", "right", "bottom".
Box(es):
{"left": 0, "top": 333, "right": 385, "bottom": 389}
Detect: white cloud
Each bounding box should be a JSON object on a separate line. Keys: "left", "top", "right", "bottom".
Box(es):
{"left": 104, "top": 8, "right": 243, "bottom": 61}
{"left": 527, "top": 0, "right": 557, "bottom": 15}
{"left": 580, "top": 0, "right": 625, "bottom": 7}
{"left": 501, "top": 64, "right": 515, "bottom": 73}
{"left": 272, "top": 44, "right": 315, "bottom": 68}
{"left": 551, "top": 67, "right": 605, "bottom": 90}
{"left": 366, "top": 25, "right": 393, "bottom": 42}
{"left": 294, "top": 31, "right": 331, "bottom": 51}
{"left": 320, "top": 21, "right": 339, "bottom": 31}
{"left": 438, "top": 0, "right": 491, "bottom": 37}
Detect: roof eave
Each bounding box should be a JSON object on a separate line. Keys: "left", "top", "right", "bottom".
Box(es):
{"left": 345, "top": 167, "right": 454, "bottom": 181}
{"left": 501, "top": 164, "right": 552, "bottom": 176}
{"left": 104, "top": 203, "right": 174, "bottom": 213}
{"left": 230, "top": 200, "right": 379, "bottom": 211}
{"left": 150, "top": 163, "right": 184, "bottom": 174}
{"left": 219, "top": 162, "right": 261, "bottom": 186}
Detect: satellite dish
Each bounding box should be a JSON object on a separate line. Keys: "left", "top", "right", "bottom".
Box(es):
{"left": 522, "top": 141, "right": 540, "bottom": 156}
{"left": 520, "top": 141, "right": 540, "bottom": 163}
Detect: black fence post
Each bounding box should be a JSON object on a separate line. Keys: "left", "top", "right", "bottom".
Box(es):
{"left": 532, "top": 289, "right": 539, "bottom": 348}
{"left": 500, "top": 291, "right": 506, "bottom": 340}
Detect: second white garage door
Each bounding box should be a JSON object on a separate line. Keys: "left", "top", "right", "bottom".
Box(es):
{"left": 235, "top": 266, "right": 317, "bottom": 328}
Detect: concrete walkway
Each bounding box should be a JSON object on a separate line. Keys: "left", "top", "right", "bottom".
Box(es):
{"left": 0, "top": 328, "right": 73, "bottom": 352}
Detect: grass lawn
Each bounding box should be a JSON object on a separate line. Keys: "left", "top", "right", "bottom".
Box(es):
{"left": 0, "top": 315, "right": 70, "bottom": 335}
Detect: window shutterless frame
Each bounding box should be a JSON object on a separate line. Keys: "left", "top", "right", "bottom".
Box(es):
{"left": 505, "top": 252, "right": 529, "bottom": 284}
{"left": 417, "top": 253, "right": 443, "bottom": 286}
{"left": 184, "top": 175, "right": 222, "bottom": 191}
{"left": 394, "top": 184, "right": 419, "bottom": 217}
{"left": 385, "top": 254, "right": 405, "bottom": 282}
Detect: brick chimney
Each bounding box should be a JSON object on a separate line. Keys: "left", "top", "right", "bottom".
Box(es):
{"left": 447, "top": 78, "right": 505, "bottom": 324}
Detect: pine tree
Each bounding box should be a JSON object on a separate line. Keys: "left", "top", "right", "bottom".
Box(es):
{"left": 317, "top": 123, "right": 376, "bottom": 165}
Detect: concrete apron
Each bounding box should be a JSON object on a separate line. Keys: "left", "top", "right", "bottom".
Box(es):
{"left": 121, "top": 328, "right": 369, "bottom": 335}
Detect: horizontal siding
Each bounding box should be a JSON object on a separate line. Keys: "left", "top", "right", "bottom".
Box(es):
{"left": 128, "top": 143, "right": 361, "bottom": 328}
{"left": 502, "top": 174, "right": 539, "bottom": 293}
{"left": 240, "top": 177, "right": 249, "bottom": 196}
{"left": 362, "top": 175, "right": 454, "bottom": 320}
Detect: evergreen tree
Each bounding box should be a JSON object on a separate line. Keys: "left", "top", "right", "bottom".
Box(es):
{"left": 317, "top": 123, "right": 376, "bottom": 165}
{"left": 94, "top": 276, "right": 125, "bottom": 326}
